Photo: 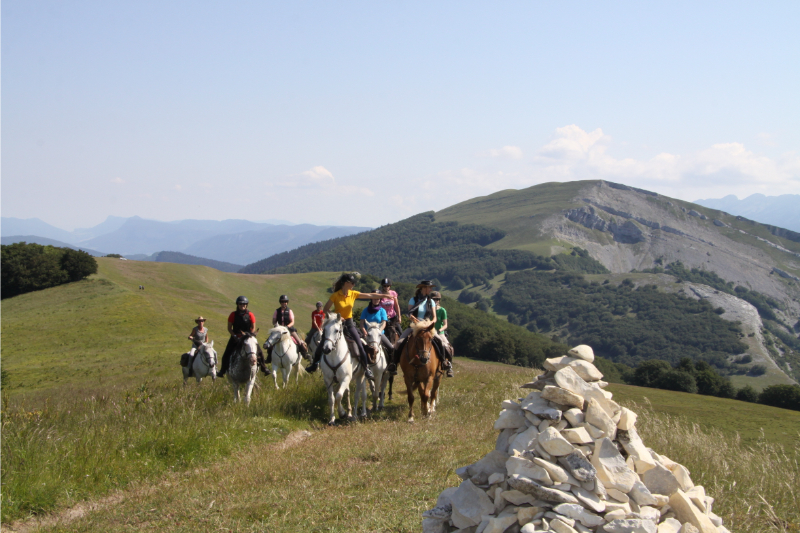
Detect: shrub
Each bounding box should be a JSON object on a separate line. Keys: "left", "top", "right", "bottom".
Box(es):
{"left": 630, "top": 360, "right": 671, "bottom": 388}
{"left": 476, "top": 299, "right": 491, "bottom": 312}
{"left": 734, "top": 354, "right": 752, "bottom": 364}
{"left": 1, "top": 242, "right": 98, "bottom": 299}
{"left": 736, "top": 385, "right": 759, "bottom": 403}
{"left": 748, "top": 364, "right": 767, "bottom": 376}
{"left": 458, "top": 289, "right": 482, "bottom": 304}
{"left": 758, "top": 384, "right": 800, "bottom": 411}
{"left": 654, "top": 369, "right": 698, "bottom": 394}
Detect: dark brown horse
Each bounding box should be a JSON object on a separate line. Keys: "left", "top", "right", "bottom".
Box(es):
{"left": 399, "top": 320, "right": 442, "bottom": 422}
{"left": 385, "top": 319, "right": 401, "bottom": 400}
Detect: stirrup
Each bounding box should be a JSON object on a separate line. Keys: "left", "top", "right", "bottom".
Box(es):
{"left": 306, "top": 362, "right": 319, "bottom": 373}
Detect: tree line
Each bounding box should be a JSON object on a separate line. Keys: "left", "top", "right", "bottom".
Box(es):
{"left": 1, "top": 242, "right": 98, "bottom": 299}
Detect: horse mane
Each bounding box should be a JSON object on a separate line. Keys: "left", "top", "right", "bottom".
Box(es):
{"left": 410, "top": 319, "right": 435, "bottom": 335}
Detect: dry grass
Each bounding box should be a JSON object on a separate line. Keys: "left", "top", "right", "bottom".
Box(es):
{"left": 4, "top": 359, "right": 798, "bottom": 533}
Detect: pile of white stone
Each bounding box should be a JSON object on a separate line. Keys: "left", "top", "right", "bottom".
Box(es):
{"left": 422, "top": 345, "right": 729, "bottom": 533}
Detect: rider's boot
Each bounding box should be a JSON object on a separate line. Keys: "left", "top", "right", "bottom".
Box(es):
{"left": 362, "top": 356, "right": 375, "bottom": 380}
{"left": 387, "top": 339, "right": 405, "bottom": 375}
{"left": 444, "top": 359, "right": 454, "bottom": 378}
{"left": 299, "top": 342, "right": 309, "bottom": 360}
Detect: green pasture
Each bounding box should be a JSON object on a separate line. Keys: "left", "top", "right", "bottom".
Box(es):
{"left": 1, "top": 258, "right": 337, "bottom": 401}
{"left": 2, "top": 260, "right": 798, "bottom": 531}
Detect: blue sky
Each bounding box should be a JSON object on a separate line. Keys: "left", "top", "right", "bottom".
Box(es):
{"left": 2, "top": 1, "right": 798, "bottom": 229}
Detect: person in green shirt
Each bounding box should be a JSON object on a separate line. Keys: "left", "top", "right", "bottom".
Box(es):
{"left": 431, "top": 292, "right": 454, "bottom": 377}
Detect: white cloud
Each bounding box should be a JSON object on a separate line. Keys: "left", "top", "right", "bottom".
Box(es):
{"left": 173, "top": 184, "right": 182, "bottom": 191}
{"left": 110, "top": 177, "right": 124, "bottom": 184}
{"left": 419, "top": 125, "right": 800, "bottom": 205}
{"left": 275, "top": 166, "right": 374, "bottom": 197}
{"left": 482, "top": 145, "right": 523, "bottom": 159}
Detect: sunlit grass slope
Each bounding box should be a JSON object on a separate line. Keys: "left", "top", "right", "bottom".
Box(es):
{"left": 1, "top": 258, "right": 336, "bottom": 400}
{"left": 3, "top": 360, "right": 797, "bottom": 532}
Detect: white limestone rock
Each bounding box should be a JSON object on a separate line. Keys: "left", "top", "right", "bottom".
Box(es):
{"left": 568, "top": 345, "right": 595, "bottom": 363}
{"left": 484, "top": 514, "right": 518, "bottom": 533}
{"left": 591, "top": 438, "right": 638, "bottom": 493}
{"left": 629, "top": 480, "right": 658, "bottom": 506}
{"left": 507, "top": 456, "right": 553, "bottom": 486}
{"left": 488, "top": 472, "right": 505, "bottom": 485}
{"left": 538, "top": 427, "right": 576, "bottom": 456}
{"left": 532, "top": 457, "right": 570, "bottom": 484}
{"left": 450, "top": 479, "right": 496, "bottom": 529}
{"left": 495, "top": 408, "right": 528, "bottom": 430}
{"left": 558, "top": 449, "right": 597, "bottom": 483}
{"left": 570, "top": 360, "right": 604, "bottom": 382}
{"left": 617, "top": 408, "right": 638, "bottom": 430}
{"left": 502, "top": 399, "right": 522, "bottom": 410}
{"left": 561, "top": 427, "right": 593, "bottom": 445}
{"left": 669, "top": 490, "right": 718, "bottom": 533}
{"left": 564, "top": 408, "right": 585, "bottom": 427}
{"left": 642, "top": 463, "right": 681, "bottom": 496}
{"left": 542, "top": 385, "right": 585, "bottom": 409}
{"left": 551, "top": 517, "right": 579, "bottom": 533}
{"left": 422, "top": 517, "right": 450, "bottom": 533}
{"left": 657, "top": 517, "right": 682, "bottom": 533}
{"left": 554, "top": 367, "right": 608, "bottom": 407}
{"left": 544, "top": 356, "right": 579, "bottom": 372}
{"left": 603, "top": 519, "right": 658, "bottom": 533}
{"left": 465, "top": 450, "right": 511, "bottom": 485}
{"left": 517, "top": 506, "right": 539, "bottom": 526}
{"left": 585, "top": 399, "right": 617, "bottom": 440}
{"left": 553, "top": 503, "right": 605, "bottom": 527}
{"left": 507, "top": 474, "right": 580, "bottom": 504}
{"left": 607, "top": 488, "right": 629, "bottom": 503}
{"left": 571, "top": 486, "right": 606, "bottom": 513}
{"left": 520, "top": 523, "right": 537, "bottom": 533}
{"left": 617, "top": 428, "right": 657, "bottom": 473}
{"left": 496, "top": 428, "right": 515, "bottom": 453}
{"left": 670, "top": 464, "right": 694, "bottom": 492}
{"left": 521, "top": 391, "right": 563, "bottom": 421}
{"left": 580, "top": 421, "right": 606, "bottom": 439}
{"left": 509, "top": 426, "right": 540, "bottom": 455}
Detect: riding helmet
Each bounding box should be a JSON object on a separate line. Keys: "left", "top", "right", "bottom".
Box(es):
{"left": 381, "top": 278, "right": 391, "bottom": 286}
{"left": 279, "top": 295, "right": 289, "bottom": 303}
{"left": 236, "top": 295, "right": 249, "bottom": 305}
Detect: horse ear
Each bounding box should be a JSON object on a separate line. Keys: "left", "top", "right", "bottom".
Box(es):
{"left": 425, "top": 322, "right": 436, "bottom": 332}
{"left": 209, "top": 340, "right": 214, "bottom": 348}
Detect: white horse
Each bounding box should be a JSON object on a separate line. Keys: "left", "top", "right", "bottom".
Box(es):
{"left": 319, "top": 314, "right": 356, "bottom": 425}
{"left": 227, "top": 334, "right": 259, "bottom": 405}
{"left": 182, "top": 341, "right": 217, "bottom": 386}
{"left": 353, "top": 320, "right": 389, "bottom": 415}
{"left": 263, "top": 326, "right": 306, "bottom": 388}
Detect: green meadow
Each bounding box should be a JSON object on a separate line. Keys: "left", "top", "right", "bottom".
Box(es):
{"left": 1, "top": 260, "right": 798, "bottom": 531}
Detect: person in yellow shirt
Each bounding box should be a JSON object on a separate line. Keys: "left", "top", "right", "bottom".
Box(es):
{"left": 306, "top": 272, "right": 395, "bottom": 380}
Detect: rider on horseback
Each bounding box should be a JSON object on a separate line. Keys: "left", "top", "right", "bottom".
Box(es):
{"left": 185, "top": 316, "right": 210, "bottom": 376}
{"left": 266, "top": 295, "right": 310, "bottom": 363}
{"left": 305, "top": 273, "right": 391, "bottom": 380}
{"left": 359, "top": 297, "right": 395, "bottom": 356}
{"left": 217, "top": 296, "right": 264, "bottom": 378}
{"left": 305, "top": 301, "right": 326, "bottom": 346}
{"left": 377, "top": 278, "right": 401, "bottom": 340}
{"left": 431, "top": 291, "right": 454, "bottom": 377}
{"left": 387, "top": 281, "right": 453, "bottom": 377}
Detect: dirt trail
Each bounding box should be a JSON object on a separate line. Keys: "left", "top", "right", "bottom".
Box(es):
{"left": 2, "top": 430, "right": 313, "bottom": 533}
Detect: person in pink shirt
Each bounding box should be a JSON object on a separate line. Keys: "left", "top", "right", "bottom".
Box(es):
{"left": 377, "top": 278, "right": 401, "bottom": 340}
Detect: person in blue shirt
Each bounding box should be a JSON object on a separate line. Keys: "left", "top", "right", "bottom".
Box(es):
{"left": 359, "top": 297, "right": 394, "bottom": 355}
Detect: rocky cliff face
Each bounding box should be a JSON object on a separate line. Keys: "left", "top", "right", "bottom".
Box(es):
{"left": 540, "top": 181, "right": 800, "bottom": 320}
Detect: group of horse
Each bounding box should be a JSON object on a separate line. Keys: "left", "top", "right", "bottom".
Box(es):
{"left": 180, "top": 313, "right": 444, "bottom": 424}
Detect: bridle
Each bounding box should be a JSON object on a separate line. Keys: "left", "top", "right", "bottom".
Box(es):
{"left": 266, "top": 328, "right": 292, "bottom": 360}
{"left": 321, "top": 320, "right": 346, "bottom": 384}
{"left": 197, "top": 343, "right": 216, "bottom": 369}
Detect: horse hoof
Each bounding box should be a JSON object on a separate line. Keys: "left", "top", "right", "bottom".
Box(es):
{"left": 328, "top": 420, "right": 336, "bottom": 426}
{"left": 408, "top": 418, "right": 414, "bottom": 423}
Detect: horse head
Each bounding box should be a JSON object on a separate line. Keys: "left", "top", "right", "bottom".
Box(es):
{"left": 409, "top": 319, "right": 436, "bottom": 364}
{"left": 263, "top": 326, "right": 287, "bottom": 349}
{"left": 321, "top": 314, "right": 342, "bottom": 355}
{"left": 200, "top": 340, "right": 217, "bottom": 367}
{"left": 363, "top": 320, "right": 382, "bottom": 357}
{"left": 241, "top": 334, "right": 259, "bottom": 366}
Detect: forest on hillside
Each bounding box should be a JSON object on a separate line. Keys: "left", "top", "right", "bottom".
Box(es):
{"left": 241, "top": 212, "right": 607, "bottom": 284}
{"left": 494, "top": 270, "right": 749, "bottom": 369}
{"left": 1, "top": 242, "right": 98, "bottom": 298}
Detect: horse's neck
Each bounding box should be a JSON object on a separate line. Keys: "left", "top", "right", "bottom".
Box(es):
{"left": 277, "top": 335, "right": 292, "bottom": 353}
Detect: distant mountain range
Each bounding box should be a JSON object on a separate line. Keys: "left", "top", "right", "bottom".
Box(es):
{"left": 1, "top": 216, "right": 370, "bottom": 267}
{"left": 694, "top": 193, "right": 800, "bottom": 233}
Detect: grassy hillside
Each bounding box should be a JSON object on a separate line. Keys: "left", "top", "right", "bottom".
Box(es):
{"left": 2, "top": 358, "right": 797, "bottom": 531}
{"left": 1, "top": 258, "right": 335, "bottom": 400}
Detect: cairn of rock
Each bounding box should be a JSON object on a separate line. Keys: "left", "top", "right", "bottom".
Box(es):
{"left": 423, "top": 345, "right": 729, "bottom": 533}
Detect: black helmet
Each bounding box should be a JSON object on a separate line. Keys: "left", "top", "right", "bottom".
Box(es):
{"left": 381, "top": 278, "right": 391, "bottom": 287}
{"left": 279, "top": 295, "right": 289, "bottom": 303}
{"left": 236, "top": 295, "right": 249, "bottom": 305}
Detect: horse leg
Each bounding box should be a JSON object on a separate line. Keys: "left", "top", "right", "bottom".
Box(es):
{"left": 430, "top": 375, "right": 441, "bottom": 413}
{"left": 404, "top": 375, "right": 415, "bottom": 423}
{"left": 388, "top": 374, "right": 394, "bottom": 401}
{"left": 282, "top": 365, "right": 290, "bottom": 389}
{"left": 231, "top": 382, "right": 240, "bottom": 403}
{"left": 272, "top": 364, "right": 279, "bottom": 389}
{"left": 327, "top": 384, "right": 336, "bottom": 426}
{"left": 418, "top": 381, "right": 431, "bottom": 418}
{"left": 244, "top": 379, "right": 255, "bottom": 406}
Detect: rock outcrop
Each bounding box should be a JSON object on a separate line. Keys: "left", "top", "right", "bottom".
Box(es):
{"left": 422, "top": 345, "right": 730, "bottom": 533}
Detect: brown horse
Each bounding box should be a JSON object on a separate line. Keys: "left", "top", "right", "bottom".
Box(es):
{"left": 399, "top": 319, "right": 442, "bottom": 422}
